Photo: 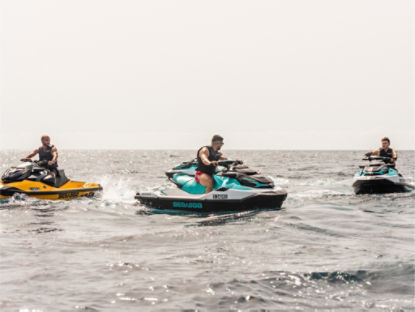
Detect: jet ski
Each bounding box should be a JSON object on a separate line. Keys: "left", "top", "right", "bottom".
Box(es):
{"left": 135, "top": 160, "right": 287, "bottom": 212}
{"left": 352, "top": 156, "right": 413, "bottom": 194}
{"left": 0, "top": 160, "right": 103, "bottom": 200}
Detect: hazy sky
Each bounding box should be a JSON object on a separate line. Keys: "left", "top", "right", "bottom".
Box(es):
{"left": 0, "top": 0, "right": 414, "bottom": 150}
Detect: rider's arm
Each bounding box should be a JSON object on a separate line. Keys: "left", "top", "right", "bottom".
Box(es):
{"left": 22, "top": 149, "right": 38, "bottom": 160}
{"left": 219, "top": 153, "right": 243, "bottom": 164}
{"left": 392, "top": 150, "right": 398, "bottom": 161}
{"left": 199, "top": 147, "right": 212, "bottom": 165}
{"left": 219, "top": 152, "right": 227, "bottom": 160}
{"left": 50, "top": 147, "right": 58, "bottom": 165}
{"left": 365, "top": 149, "right": 379, "bottom": 157}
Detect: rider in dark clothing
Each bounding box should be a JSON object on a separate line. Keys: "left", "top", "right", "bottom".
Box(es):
{"left": 195, "top": 135, "right": 243, "bottom": 193}
{"left": 365, "top": 136, "right": 398, "bottom": 165}
{"left": 21, "top": 135, "right": 59, "bottom": 175}
{"left": 196, "top": 145, "right": 221, "bottom": 176}
{"left": 195, "top": 135, "right": 227, "bottom": 193}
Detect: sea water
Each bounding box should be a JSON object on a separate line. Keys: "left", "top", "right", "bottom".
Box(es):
{"left": 0, "top": 150, "right": 414, "bottom": 311}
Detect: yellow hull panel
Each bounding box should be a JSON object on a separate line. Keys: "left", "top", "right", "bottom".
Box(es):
{"left": 0, "top": 180, "right": 102, "bottom": 200}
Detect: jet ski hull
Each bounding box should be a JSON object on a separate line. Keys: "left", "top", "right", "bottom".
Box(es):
{"left": 352, "top": 176, "right": 410, "bottom": 194}
{"left": 138, "top": 159, "right": 288, "bottom": 212}
{"left": 0, "top": 180, "right": 103, "bottom": 200}
{"left": 135, "top": 189, "right": 287, "bottom": 212}
{"left": 352, "top": 159, "right": 413, "bottom": 195}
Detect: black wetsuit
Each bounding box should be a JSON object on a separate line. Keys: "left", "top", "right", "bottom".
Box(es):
{"left": 379, "top": 148, "right": 396, "bottom": 166}
{"left": 39, "top": 145, "right": 58, "bottom": 174}
{"left": 379, "top": 148, "right": 393, "bottom": 159}
{"left": 196, "top": 146, "right": 221, "bottom": 175}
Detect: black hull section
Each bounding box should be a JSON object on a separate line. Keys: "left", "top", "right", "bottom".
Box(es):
{"left": 135, "top": 191, "right": 287, "bottom": 213}
{"left": 353, "top": 179, "right": 408, "bottom": 195}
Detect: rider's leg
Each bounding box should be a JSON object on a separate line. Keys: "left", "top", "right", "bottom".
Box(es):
{"left": 198, "top": 173, "right": 214, "bottom": 193}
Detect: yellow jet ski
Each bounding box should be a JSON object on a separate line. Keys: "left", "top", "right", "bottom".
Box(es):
{"left": 0, "top": 160, "right": 102, "bottom": 200}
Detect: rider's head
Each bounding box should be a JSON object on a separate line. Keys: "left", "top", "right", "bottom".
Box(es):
{"left": 211, "top": 134, "right": 224, "bottom": 151}
{"left": 41, "top": 135, "right": 51, "bottom": 146}
{"left": 381, "top": 136, "right": 390, "bottom": 149}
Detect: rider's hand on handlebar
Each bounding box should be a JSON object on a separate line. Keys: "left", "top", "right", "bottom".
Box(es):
{"left": 38, "top": 160, "right": 47, "bottom": 166}
{"left": 210, "top": 161, "right": 219, "bottom": 167}
{"left": 384, "top": 157, "right": 394, "bottom": 164}
{"left": 236, "top": 159, "right": 243, "bottom": 164}
{"left": 47, "top": 161, "right": 54, "bottom": 166}
{"left": 20, "top": 158, "right": 30, "bottom": 162}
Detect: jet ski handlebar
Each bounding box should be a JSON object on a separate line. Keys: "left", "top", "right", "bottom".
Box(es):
{"left": 20, "top": 159, "right": 48, "bottom": 166}
{"left": 217, "top": 160, "right": 241, "bottom": 167}
{"left": 362, "top": 156, "right": 393, "bottom": 163}
{"left": 20, "top": 158, "right": 33, "bottom": 162}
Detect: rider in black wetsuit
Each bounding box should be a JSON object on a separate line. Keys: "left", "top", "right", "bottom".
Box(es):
{"left": 195, "top": 135, "right": 227, "bottom": 193}
{"left": 365, "top": 136, "right": 398, "bottom": 166}
{"left": 21, "top": 135, "right": 59, "bottom": 175}
{"left": 195, "top": 135, "right": 243, "bottom": 193}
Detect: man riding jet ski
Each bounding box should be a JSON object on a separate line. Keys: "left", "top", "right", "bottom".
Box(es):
{"left": 194, "top": 134, "right": 242, "bottom": 193}
{"left": 135, "top": 159, "right": 287, "bottom": 212}
{"left": 352, "top": 137, "right": 413, "bottom": 194}
{"left": 0, "top": 160, "right": 103, "bottom": 200}
{"left": 0, "top": 135, "right": 102, "bottom": 200}
{"left": 21, "top": 135, "right": 60, "bottom": 185}
{"left": 364, "top": 136, "right": 398, "bottom": 166}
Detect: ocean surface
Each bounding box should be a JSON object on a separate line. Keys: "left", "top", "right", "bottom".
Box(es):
{"left": 0, "top": 150, "right": 414, "bottom": 311}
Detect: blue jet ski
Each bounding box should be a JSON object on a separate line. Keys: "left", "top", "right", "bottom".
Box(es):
{"left": 352, "top": 156, "right": 413, "bottom": 194}
{"left": 135, "top": 160, "right": 287, "bottom": 212}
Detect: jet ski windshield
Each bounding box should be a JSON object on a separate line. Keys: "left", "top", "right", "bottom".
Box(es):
{"left": 1, "top": 161, "right": 38, "bottom": 183}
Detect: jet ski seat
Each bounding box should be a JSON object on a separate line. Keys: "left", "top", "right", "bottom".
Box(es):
{"left": 41, "top": 169, "right": 69, "bottom": 187}
{"left": 55, "top": 169, "right": 69, "bottom": 187}
{"left": 219, "top": 167, "right": 274, "bottom": 188}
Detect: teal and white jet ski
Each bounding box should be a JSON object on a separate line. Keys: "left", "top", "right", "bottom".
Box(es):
{"left": 352, "top": 156, "right": 413, "bottom": 194}
{"left": 135, "top": 160, "right": 287, "bottom": 212}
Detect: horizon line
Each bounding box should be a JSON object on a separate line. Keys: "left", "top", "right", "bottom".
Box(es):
{"left": 1, "top": 148, "right": 415, "bottom": 151}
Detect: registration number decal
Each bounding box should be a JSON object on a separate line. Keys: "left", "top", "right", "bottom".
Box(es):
{"left": 213, "top": 194, "right": 228, "bottom": 199}
{"left": 58, "top": 191, "right": 79, "bottom": 199}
